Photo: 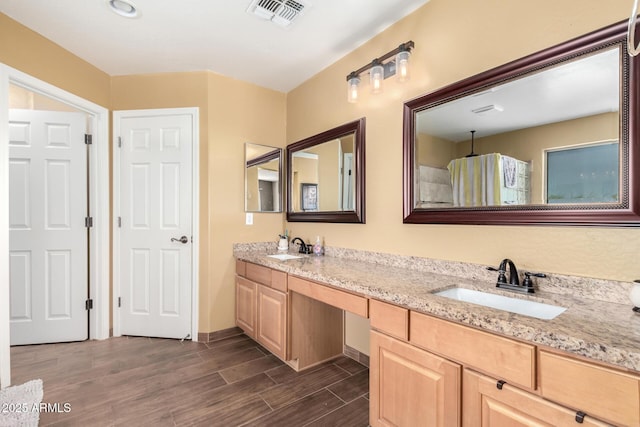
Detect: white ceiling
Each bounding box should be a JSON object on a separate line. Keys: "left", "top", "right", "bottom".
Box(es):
{"left": 0, "top": 0, "right": 430, "bottom": 92}
{"left": 416, "top": 48, "right": 620, "bottom": 142}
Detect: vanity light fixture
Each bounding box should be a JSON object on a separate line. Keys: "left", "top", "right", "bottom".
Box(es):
{"left": 346, "top": 41, "right": 414, "bottom": 103}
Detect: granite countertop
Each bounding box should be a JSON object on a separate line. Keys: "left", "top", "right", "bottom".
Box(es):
{"left": 234, "top": 245, "right": 640, "bottom": 373}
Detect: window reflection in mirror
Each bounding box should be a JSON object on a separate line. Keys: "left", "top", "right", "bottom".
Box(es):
{"left": 414, "top": 47, "right": 620, "bottom": 209}
{"left": 245, "top": 143, "right": 283, "bottom": 212}
{"left": 545, "top": 140, "right": 619, "bottom": 204}
{"left": 290, "top": 134, "right": 355, "bottom": 212}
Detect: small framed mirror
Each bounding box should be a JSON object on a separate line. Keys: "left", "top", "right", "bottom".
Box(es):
{"left": 287, "top": 118, "right": 366, "bottom": 223}
{"left": 245, "top": 143, "right": 283, "bottom": 213}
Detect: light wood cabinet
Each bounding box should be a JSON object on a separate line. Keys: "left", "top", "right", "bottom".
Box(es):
{"left": 410, "top": 311, "right": 536, "bottom": 390}
{"left": 236, "top": 258, "right": 639, "bottom": 427}
{"left": 288, "top": 275, "right": 368, "bottom": 317}
{"left": 370, "top": 299, "right": 408, "bottom": 341}
{"left": 539, "top": 350, "right": 640, "bottom": 426}
{"left": 235, "top": 276, "right": 257, "bottom": 339}
{"left": 235, "top": 261, "right": 344, "bottom": 370}
{"left": 235, "top": 261, "right": 288, "bottom": 360}
{"left": 256, "top": 284, "right": 287, "bottom": 360}
{"left": 463, "top": 369, "right": 609, "bottom": 427}
{"left": 370, "top": 330, "right": 461, "bottom": 427}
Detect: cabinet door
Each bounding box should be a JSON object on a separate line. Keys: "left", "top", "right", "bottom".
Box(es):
{"left": 463, "top": 369, "right": 610, "bottom": 427}
{"left": 257, "top": 285, "right": 288, "bottom": 360}
{"left": 235, "top": 276, "right": 257, "bottom": 339}
{"left": 370, "top": 330, "right": 461, "bottom": 427}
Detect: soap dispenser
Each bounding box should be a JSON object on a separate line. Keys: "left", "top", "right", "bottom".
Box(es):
{"left": 312, "top": 235, "right": 324, "bottom": 256}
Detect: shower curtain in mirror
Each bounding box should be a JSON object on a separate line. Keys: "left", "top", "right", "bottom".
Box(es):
{"left": 447, "top": 153, "right": 501, "bottom": 207}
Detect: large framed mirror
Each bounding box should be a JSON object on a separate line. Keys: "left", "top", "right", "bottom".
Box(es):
{"left": 245, "top": 143, "right": 283, "bottom": 212}
{"left": 403, "top": 21, "right": 640, "bottom": 226}
{"left": 287, "top": 118, "right": 366, "bottom": 223}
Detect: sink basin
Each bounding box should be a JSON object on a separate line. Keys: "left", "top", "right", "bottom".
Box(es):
{"left": 267, "top": 253, "right": 303, "bottom": 261}
{"left": 434, "top": 287, "right": 566, "bottom": 320}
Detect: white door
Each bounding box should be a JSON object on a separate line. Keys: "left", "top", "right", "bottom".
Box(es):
{"left": 9, "top": 109, "right": 88, "bottom": 345}
{"left": 117, "top": 111, "right": 193, "bottom": 339}
{"left": 342, "top": 153, "right": 354, "bottom": 210}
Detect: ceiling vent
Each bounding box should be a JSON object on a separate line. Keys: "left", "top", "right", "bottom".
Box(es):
{"left": 247, "top": 0, "right": 309, "bottom": 27}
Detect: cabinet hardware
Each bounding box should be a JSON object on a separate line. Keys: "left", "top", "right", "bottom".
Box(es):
{"left": 575, "top": 411, "right": 587, "bottom": 423}
{"left": 496, "top": 380, "right": 506, "bottom": 390}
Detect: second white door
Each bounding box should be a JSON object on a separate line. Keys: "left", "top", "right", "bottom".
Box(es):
{"left": 116, "top": 110, "right": 194, "bottom": 339}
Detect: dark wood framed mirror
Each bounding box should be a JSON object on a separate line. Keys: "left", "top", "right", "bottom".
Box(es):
{"left": 287, "top": 118, "right": 366, "bottom": 223}
{"left": 403, "top": 21, "right": 640, "bottom": 226}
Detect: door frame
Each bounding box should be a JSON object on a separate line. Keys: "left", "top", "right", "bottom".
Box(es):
{"left": 112, "top": 108, "right": 200, "bottom": 341}
{"left": 0, "top": 64, "right": 110, "bottom": 388}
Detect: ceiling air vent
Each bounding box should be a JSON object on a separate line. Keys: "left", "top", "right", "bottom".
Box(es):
{"left": 247, "top": 0, "right": 309, "bottom": 27}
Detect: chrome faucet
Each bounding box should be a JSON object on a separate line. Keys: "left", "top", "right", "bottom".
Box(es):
{"left": 291, "top": 237, "right": 312, "bottom": 254}
{"left": 487, "top": 259, "right": 545, "bottom": 294}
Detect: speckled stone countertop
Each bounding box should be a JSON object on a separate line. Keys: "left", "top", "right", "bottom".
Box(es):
{"left": 234, "top": 243, "right": 640, "bottom": 373}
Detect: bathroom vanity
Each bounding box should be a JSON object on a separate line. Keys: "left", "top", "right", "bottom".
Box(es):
{"left": 234, "top": 245, "right": 640, "bottom": 426}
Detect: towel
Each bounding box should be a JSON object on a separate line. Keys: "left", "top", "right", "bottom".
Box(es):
{"left": 502, "top": 156, "right": 517, "bottom": 188}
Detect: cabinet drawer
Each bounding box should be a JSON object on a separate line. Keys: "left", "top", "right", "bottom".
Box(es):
{"left": 271, "top": 270, "right": 288, "bottom": 292}
{"left": 288, "top": 275, "right": 368, "bottom": 317}
{"left": 539, "top": 350, "right": 640, "bottom": 426}
{"left": 236, "top": 260, "right": 246, "bottom": 277}
{"left": 463, "top": 369, "right": 609, "bottom": 427}
{"left": 246, "top": 262, "right": 272, "bottom": 286}
{"left": 370, "top": 299, "right": 408, "bottom": 341}
{"left": 410, "top": 312, "right": 535, "bottom": 390}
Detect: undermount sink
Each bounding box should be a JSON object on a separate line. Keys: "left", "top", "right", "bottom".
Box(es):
{"left": 434, "top": 287, "right": 566, "bottom": 320}
{"left": 267, "top": 253, "right": 303, "bottom": 261}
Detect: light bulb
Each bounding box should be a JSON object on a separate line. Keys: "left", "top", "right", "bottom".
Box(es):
{"left": 347, "top": 75, "right": 360, "bottom": 103}
{"left": 396, "top": 50, "right": 411, "bottom": 82}
{"left": 370, "top": 63, "right": 384, "bottom": 94}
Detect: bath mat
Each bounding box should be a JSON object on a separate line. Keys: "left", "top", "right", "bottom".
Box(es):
{"left": 0, "top": 379, "right": 43, "bottom": 426}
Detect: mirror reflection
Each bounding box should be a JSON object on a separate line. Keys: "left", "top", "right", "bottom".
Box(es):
{"left": 287, "top": 118, "right": 365, "bottom": 223}
{"left": 245, "top": 143, "right": 282, "bottom": 212}
{"left": 290, "top": 133, "right": 356, "bottom": 212}
{"left": 414, "top": 47, "right": 620, "bottom": 209}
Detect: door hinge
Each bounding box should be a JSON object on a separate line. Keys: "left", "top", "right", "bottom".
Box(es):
{"left": 84, "top": 134, "right": 93, "bottom": 145}
{"left": 118, "top": 136, "right": 122, "bottom": 148}
{"left": 85, "top": 216, "right": 93, "bottom": 228}
{"left": 85, "top": 299, "right": 93, "bottom": 310}
{"left": 118, "top": 297, "right": 121, "bottom": 308}
{"left": 117, "top": 217, "right": 122, "bottom": 228}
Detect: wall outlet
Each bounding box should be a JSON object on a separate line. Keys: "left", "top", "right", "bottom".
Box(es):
{"left": 245, "top": 212, "right": 253, "bottom": 225}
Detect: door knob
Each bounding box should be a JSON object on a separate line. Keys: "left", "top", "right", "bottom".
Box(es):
{"left": 171, "top": 236, "right": 189, "bottom": 244}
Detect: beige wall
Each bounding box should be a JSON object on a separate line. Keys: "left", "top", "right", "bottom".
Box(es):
{"left": 0, "top": 14, "right": 110, "bottom": 107}
{"left": 285, "top": 0, "right": 637, "bottom": 283}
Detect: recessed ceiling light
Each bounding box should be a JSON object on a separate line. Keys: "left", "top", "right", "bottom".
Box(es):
{"left": 108, "top": 0, "right": 139, "bottom": 18}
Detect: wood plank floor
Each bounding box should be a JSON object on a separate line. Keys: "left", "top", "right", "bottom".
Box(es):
{"left": 10, "top": 334, "right": 369, "bottom": 426}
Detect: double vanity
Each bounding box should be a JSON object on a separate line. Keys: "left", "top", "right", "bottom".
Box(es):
{"left": 238, "top": 18, "right": 640, "bottom": 427}
{"left": 234, "top": 244, "right": 640, "bottom": 426}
